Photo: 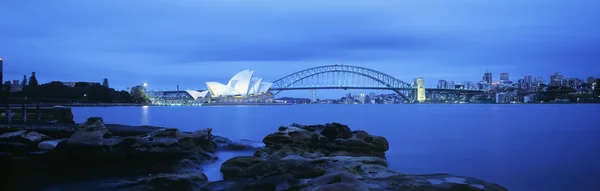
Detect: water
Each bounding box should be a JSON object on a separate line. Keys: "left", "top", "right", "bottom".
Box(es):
{"left": 72, "top": 104, "right": 600, "bottom": 191}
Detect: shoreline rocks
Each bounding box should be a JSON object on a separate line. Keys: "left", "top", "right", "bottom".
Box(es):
{"left": 0, "top": 120, "right": 508, "bottom": 191}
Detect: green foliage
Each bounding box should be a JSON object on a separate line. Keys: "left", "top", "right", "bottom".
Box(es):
{"left": 130, "top": 85, "right": 150, "bottom": 103}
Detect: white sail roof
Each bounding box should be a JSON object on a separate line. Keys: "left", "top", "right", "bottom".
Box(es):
{"left": 205, "top": 70, "right": 272, "bottom": 97}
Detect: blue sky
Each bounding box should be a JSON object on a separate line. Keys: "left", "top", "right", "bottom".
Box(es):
{"left": 1, "top": 0, "right": 599, "bottom": 98}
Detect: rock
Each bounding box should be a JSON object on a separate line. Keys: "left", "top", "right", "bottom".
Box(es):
{"left": 200, "top": 175, "right": 301, "bottom": 191}
{"left": 362, "top": 174, "right": 509, "bottom": 191}
{"left": 68, "top": 117, "right": 112, "bottom": 144}
{"left": 0, "top": 130, "right": 28, "bottom": 141}
{"left": 99, "top": 172, "right": 209, "bottom": 191}
{"left": 38, "top": 139, "right": 65, "bottom": 150}
{"left": 0, "top": 130, "right": 52, "bottom": 150}
{"left": 38, "top": 120, "right": 218, "bottom": 182}
{"left": 105, "top": 124, "right": 163, "bottom": 137}
{"left": 214, "top": 135, "right": 264, "bottom": 151}
{"left": 256, "top": 123, "right": 388, "bottom": 160}
{"left": 299, "top": 172, "right": 372, "bottom": 191}
{"left": 278, "top": 156, "right": 399, "bottom": 179}
{"left": 220, "top": 156, "right": 326, "bottom": 180}
{"left": 24, "top": 131, "right": 52, "bottom": 143}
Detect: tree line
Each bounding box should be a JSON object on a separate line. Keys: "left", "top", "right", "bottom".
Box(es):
{"left": 1, "top": 72, "right": 150, "bottom": 104}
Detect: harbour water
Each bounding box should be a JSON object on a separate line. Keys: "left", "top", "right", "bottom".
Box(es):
{"left": 71, "top": 104, "right": 600, "bottom": 191}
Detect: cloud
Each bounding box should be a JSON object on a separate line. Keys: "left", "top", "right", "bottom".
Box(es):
{"left": 1, "top": 0, "right": 599, "bottom": 91}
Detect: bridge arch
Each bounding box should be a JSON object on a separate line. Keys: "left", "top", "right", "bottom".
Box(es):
{"left": 270, "top": 64, "right": 414, "bottom": 101}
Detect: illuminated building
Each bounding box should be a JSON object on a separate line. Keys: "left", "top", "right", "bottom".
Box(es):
{"left": 416, "top": 77, "right": 426, "bottom": 102}
{"left": 198, "top": 69, "right": 273, "bottom": 98}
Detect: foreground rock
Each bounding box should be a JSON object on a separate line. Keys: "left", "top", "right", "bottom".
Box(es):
{"left": 99, "top": 172, "right": 209, "bottom": 191}
{"left": 214, "top": 123, "right": 508, "bottom": 191}
{"left": 214, "top": 135, "right": 264, "bottom": 151}
{"left": 255, "top": 123, "right": 389, "bottom": 160}
{"left": 41, "top": 117, "right": 217, "bottom": 179}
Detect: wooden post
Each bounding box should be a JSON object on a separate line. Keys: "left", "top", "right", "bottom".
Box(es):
{"left": 22, "top": 103, "right": 27, "bottom": 123}
{"left": 6, "top": 104, "right": 11, "bottom": 124}
{"left": 36, "top": 100, "right": 41, "bottom": 121}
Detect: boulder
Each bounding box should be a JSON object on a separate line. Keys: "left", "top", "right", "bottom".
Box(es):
{"left": 287, "top": 156, "right": 400, "bottom": 179}
{"left": 0, "top": 130, "right": 52, "bottom": 149}
{"left": 38, "top": 139, "right": 65, "bottom": 150}
{"left": 39, "top": 118, "right": 218, "bottom": 182}
{"left": 362, "top": 174, "right": 509, "bottom": 191}
{"left": 298, "top": 172, "right": 372, "bottom": 191}
{"left": 200, "top": 174, "right": 300, "bottom": 191}
{"left": 256, "top": 123, "right": 388, "bottom": 160}
{"left": 24, "top": 131, "right": 52, "bottom": 143}
{"left": 220, "top": 156, "right": 326, "bottom": 180}
{"left": 99, "top": 172, "right": 209, "bottom": 191}
{"left": 214, "top": 135, "right": 264, "bottom": 151}
{"left": 68, "top": 117, "right": 112, "bottom": 144}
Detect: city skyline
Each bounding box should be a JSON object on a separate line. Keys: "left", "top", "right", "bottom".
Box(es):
{"left": 1, "top": 0, "right": 599, "bottom": 95}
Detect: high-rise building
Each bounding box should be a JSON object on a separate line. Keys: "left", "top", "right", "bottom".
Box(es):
{"left": 0, "top": 58, "right": 3, "bottom": 84}
{"left": 483, "top": 72, "right": 492, "bottom": 84}
{"left": 588, "top": 77, "right": 597, "bottom": 84}
{"left": 500, "top": 72, "right": 509, "bottom": 82}
{"left": 550, "top": 72, "right": 563, "bottom": 86}
{"left": 416, "top": 77, "right": 426, "bottom": 102}
{"left": 437, "top": 80, "right": 448, "bottom": 89}
{"left": 535, "top": 76, "right": 545, "bottom": 85}
{"left": 447, "top": 80, "right": 456, "bottom": 89}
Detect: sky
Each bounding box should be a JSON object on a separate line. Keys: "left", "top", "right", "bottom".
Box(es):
{"left": 1, "top": 0, "right": 599, "bottom": 98}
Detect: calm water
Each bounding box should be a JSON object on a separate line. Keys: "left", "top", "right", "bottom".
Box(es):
{"left": 72, "top": 104, "right": 600, "bottom": 191}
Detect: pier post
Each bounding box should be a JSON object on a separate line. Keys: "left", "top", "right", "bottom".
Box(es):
{"left": 36, "top": 100, "right": 41, "bottom": 121}
{"left": 6, "top": 104, "right": 11, "bottom": 124}
{"left": 22, "top": 103, "right": 27, "bottom": 123}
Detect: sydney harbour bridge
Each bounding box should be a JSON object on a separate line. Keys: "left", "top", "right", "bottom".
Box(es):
{"left": 268, "top": 64, "right": 484, "bottom": 102}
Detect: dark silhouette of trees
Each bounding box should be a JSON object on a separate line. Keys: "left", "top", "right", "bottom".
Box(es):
{"left": 103, "top": 78, "right": 109, "bottom": 88}
{"left": 537, "top": 86, "right": 576, "bottom": 102}
{"left": 21, "top": 75, "right": 27, "bottom": 89}
{"left": 28, "top": 72, "right": 38, "bottom": 87}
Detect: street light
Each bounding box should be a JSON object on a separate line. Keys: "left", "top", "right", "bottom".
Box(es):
{"left": 143, "top": 83, "right": 148, "bottom": 87}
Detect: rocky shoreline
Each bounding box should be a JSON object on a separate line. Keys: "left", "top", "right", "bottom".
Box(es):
{"left": 0, "top": 118, "right": 508, "bottom": 191}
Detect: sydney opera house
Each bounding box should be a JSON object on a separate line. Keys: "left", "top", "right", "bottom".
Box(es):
{"left": 184, "top": 70, "right": 273, "bottom": 102}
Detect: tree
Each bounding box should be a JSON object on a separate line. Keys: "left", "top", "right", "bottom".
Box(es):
{"left": 0, "top": 81, "right": 12, "bottom": 102}
{"left": 28, "top": 72, "right": 38, "bottom": 87}
{"left": 103, "top": 78, "right": 109, "bottom": 88}
{"left": 21, "top": 75, "right": 27, "bottom": 90}
{"left": 130, "top": 85, "right": 150, "bottom": 104}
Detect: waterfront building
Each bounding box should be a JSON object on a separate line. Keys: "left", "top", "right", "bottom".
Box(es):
{"left": 550, "top": 72, "right": 563, "bottom": 86}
